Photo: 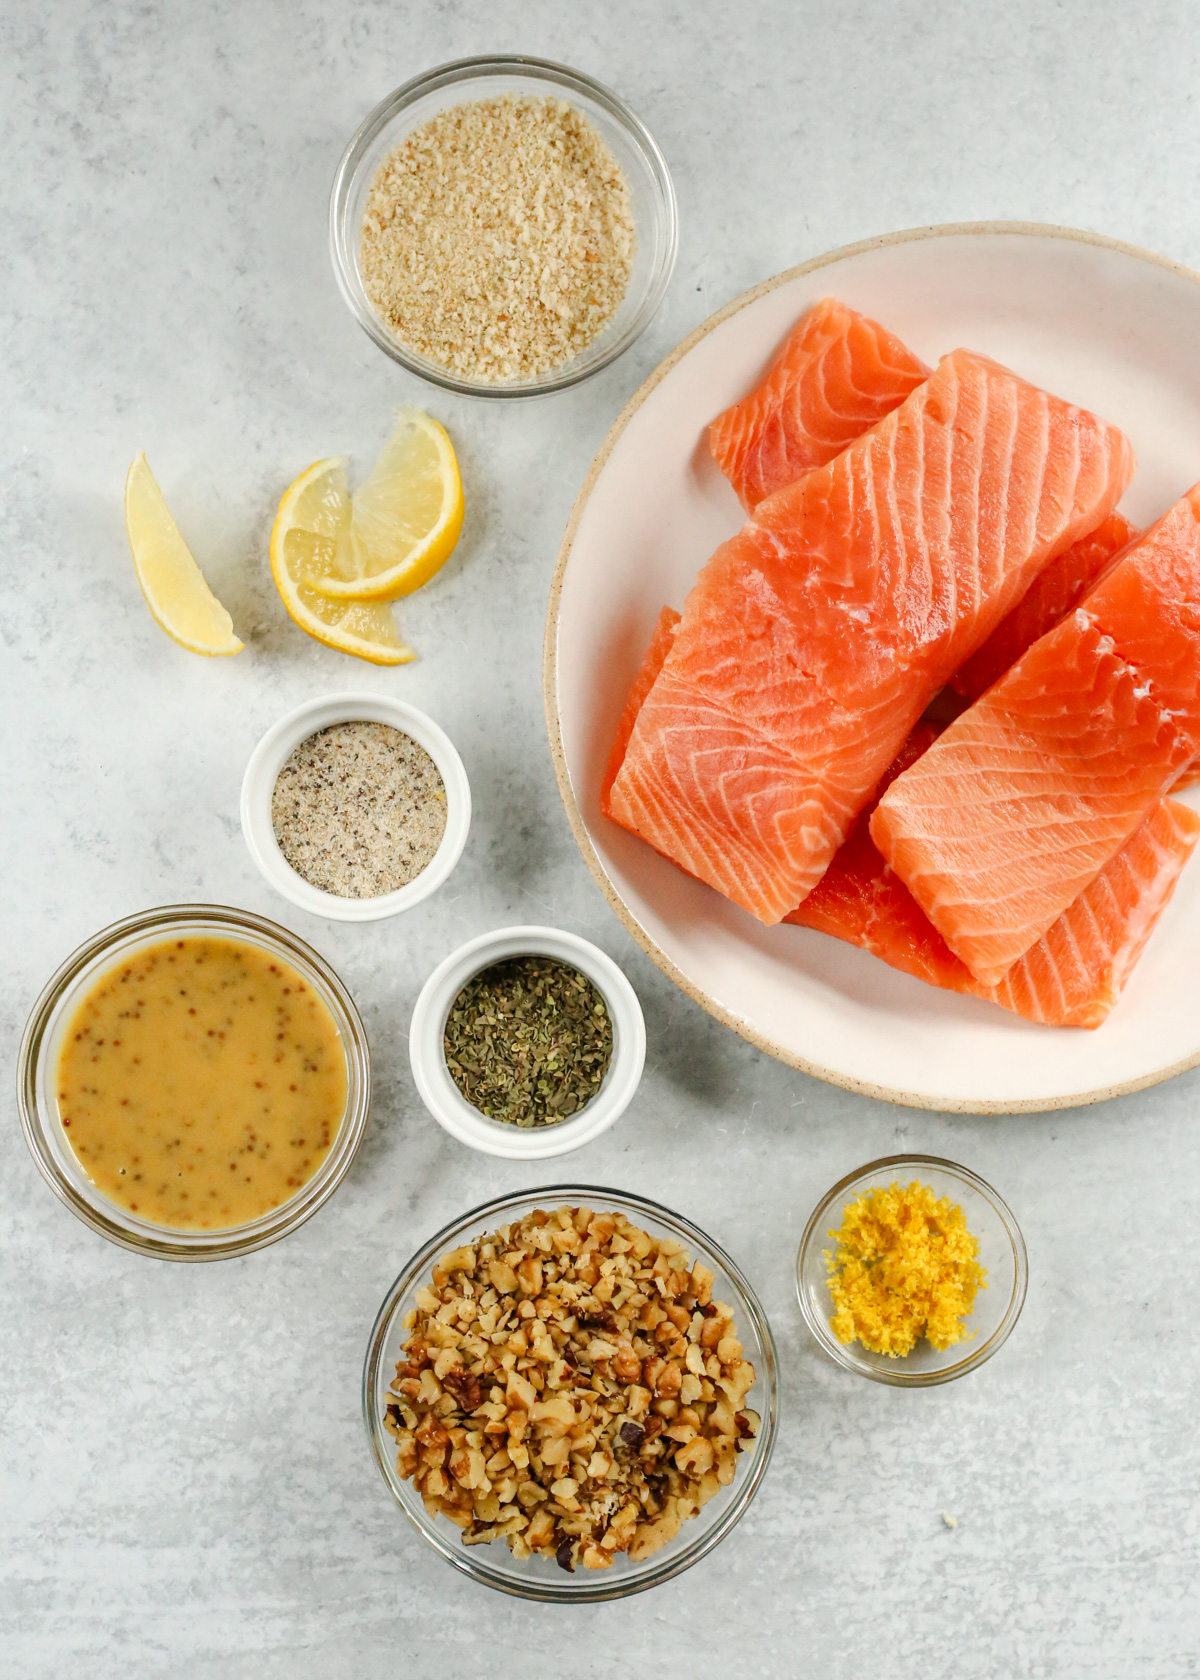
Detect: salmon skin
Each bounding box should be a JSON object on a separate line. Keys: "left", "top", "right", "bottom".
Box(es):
{"left": 950, "top": 512, "right": 1137, "bottom": 701}
{"left": 787, "top": 725, "right": 1199, "bottom": 1028}
{"left": 872, "top": 485, "right": 1200, "bottom": 984}
{"left": 708, "top": 297, "right": 930, "bottom": 510}
{"left": 608, "top": 349, "right": 1136, "bottom": 925}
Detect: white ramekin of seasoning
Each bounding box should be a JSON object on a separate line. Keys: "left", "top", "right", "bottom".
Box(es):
{"left": 409, "top": 925, "right": 646, "bottom": 1159}
{"left": 240, "top": 692, "right": 471, "bottom": 922}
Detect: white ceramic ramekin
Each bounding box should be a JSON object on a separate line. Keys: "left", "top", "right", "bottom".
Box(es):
{"left": 241, "top": 693, "right": 470, "bottom": 922}
{"left": 409, "top": 926, "right": 646, "bottom": 1158}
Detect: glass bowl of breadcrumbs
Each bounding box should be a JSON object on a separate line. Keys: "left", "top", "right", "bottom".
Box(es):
{"left": 364, "top": 1185, "right": 778, "bottom": 1600}
{"left": 796, "top": 1155, "right": 1028, "bottom": 1387}
{"left": 330, "top": 56, "right": 678, "bottom": 397}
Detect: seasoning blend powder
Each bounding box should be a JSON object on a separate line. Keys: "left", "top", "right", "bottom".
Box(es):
{"left": 443, "top": 955, "right": 614, "bottom": 1126}
{"left": 359, "top": 95, "right": 636, "bottom": 382}
{"left": 272, "top": 722, "right": 447, "bottom": 899}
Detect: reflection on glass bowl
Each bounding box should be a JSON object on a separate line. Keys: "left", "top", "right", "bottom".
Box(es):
{"left": 364, "top": 1183, "right": 777, "bottom": 1600}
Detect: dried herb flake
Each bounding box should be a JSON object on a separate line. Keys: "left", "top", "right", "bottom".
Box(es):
{"left": 443, "top": 955, "right": 614, "bottom": 1128}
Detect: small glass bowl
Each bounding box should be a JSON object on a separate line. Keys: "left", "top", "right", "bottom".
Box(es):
{"left": 364, "top": 1184, "right": 778, "bottom": 1600}
{"left": 796, "top": 1155, "right": 1028, "bottom": 1387}
{"left": 329, "top": 55, "right": 678, "bottom": 397}
{"left": 240, "top": 692, "right": 471, "bottom": 923}
{"left": 17, "top": 904, "right": 372, "bottom": 1261}
{"left": 408, "top": 926, "right": 646, "bottom": 1159}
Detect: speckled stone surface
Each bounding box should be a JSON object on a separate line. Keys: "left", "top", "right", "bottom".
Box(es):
{"left": 5, "top": 3, "right": 1200, "bottom": 1675}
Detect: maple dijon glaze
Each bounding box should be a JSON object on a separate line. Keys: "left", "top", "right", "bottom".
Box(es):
{"left": 55, "top": 937, "right": 347, "bottom": 1231}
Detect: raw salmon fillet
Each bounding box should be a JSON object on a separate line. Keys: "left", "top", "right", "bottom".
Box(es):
{"left": 872, "top": 486, "right": 1200, "bottom": 984}
{"left": 708, "top": 297, "right": 930, "bottom": 509}
{"left": 608, "top": 349, "right": 1136, "bottom": 925}
{"left": 600, "top": 607, "right": 680, "bottom": 816}
{"left": 950, "top": 512, "right": 1137, "bottom": 701}
{"left": 787, "top": 725, "right": 1199, "bottom": 1027}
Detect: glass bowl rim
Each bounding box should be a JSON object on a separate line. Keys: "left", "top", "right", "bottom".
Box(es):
{"left": 328, "top": 53, "right": 680, "bottom": 398}
{"left": 17, "top": 902, "right": 372, "bottom": 1262}
{"left": 795, "top": 1152, "right": 1029, "bottom": 1388}
{"left": 362, "top": 1180, "right": 779, "bottom": 1601}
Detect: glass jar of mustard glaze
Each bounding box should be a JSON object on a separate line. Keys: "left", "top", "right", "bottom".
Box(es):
{"left": 17, "top": 903, "right": 371, "bottom": 1261}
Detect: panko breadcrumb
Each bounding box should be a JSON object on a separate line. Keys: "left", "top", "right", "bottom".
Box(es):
{"left": 824, "top": 1181, "right": 986, "bottom": 1356}
{"left": 359, "top": 95, "right": 635, "bottom": 382}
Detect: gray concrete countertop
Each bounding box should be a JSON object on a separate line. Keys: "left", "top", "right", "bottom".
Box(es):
{"left": 4, "top": 3, "right": 1199, "bottom": 1674}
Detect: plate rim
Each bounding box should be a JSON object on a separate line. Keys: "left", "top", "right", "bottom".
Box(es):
{"left": 542, "top": 219, "right": 1200, "bottom": 1114}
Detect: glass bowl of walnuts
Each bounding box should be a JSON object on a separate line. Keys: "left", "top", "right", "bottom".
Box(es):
{"left": 363, "top": 1184, "right": 778, "bottom": 1600}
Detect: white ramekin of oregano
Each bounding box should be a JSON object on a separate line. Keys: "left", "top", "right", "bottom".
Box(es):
{"left": 409, "top": 925, "right": 646, "bottom": 1158}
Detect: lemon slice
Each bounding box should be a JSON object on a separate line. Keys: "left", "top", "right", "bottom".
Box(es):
{"left": 313, "top": 407, "right": 464, "bottom": 601}
{"left": 124, "top": 455, "right": 243, "bottom": 656}
{"left": 269, "top": 458, "right": 415, "bottom": 664}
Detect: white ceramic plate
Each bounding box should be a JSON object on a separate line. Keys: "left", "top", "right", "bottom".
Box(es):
{"left": 544, "top": 222, "right": 1200, "bottom": 1113}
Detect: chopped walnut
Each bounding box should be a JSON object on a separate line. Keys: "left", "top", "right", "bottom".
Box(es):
{"left": 384, "top": 1205, "right": 759, "bottom": 1569}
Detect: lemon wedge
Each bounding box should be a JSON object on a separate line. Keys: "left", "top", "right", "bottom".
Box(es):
{"left": 313, "top": 407, "right": 464, "bottom": 602}
{"left": 124, "top": 455, "right": 243, "bottom": 656}
{"left": 269, "top": 458, "right": 415, "bottom": 664}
